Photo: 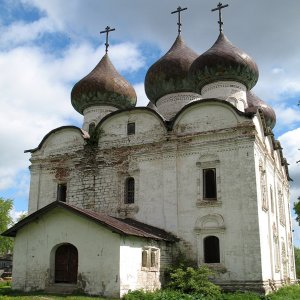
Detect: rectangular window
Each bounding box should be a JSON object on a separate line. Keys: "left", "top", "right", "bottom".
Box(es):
{"left": 203, "top": 168, "right": 217, "bottom": 199}
{"left": 125, "top": 177, "right": 135, "bottom": 204}
{"left": 141, "top": 247, "right": 159, "bottom": 271}
{"left": 57, "top": 183, "right": 67, "bottom": 202}
{"left": 127, "top": 122, "right": 135, "bottom": 135}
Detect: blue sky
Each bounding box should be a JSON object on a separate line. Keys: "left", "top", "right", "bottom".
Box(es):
{"left": 0, "top": 0, "right": 300, "bottom": 244}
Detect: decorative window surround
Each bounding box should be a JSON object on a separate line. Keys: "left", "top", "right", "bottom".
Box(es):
{"left": 195, "top": 214, "right": 225, "bottom": 267}
{"left": 141, "top": 247, "right": 160, "bottom": 272}
{"left": 196, "top": 155, "right": 221, "bottom": 206}
{"left": 259, "top": 160, "right": 268, "bottom": 212}
{"left": 278, "top": 189, "right": 285, "bottom": 226}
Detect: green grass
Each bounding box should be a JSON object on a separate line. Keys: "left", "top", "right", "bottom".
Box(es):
{"left": 0, "top": 284, "right": 300, "bottom": 300}
{"left": 0, "top": 283, "right": 116, "bottom": 299}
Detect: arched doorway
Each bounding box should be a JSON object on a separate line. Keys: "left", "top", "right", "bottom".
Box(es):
{"left": 55, "top": 244, "right": 78, "bottom": 283}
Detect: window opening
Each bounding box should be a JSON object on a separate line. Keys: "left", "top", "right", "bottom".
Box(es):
{"left": 57, "top": 184, "right": 67, "bottom": 202}
{"left": 142, "top": 250, "right": 148, "bottom": 268}
{"left": 125, "top": 177, "right": 134, "bottom": 204}
{"left": 203, "top": 168, "right": 216, "bottom": 199}
{"left": 204, "top": 236, "right": 220, "bottom": 263}
{"left": 151, "top": 250, "right": 156, "bottom": 267}
{"left": 89, "top": 122, "right": 96, "bottom": 134}
{"left": 127, "top": 122, "right": 135, "bottom": 135}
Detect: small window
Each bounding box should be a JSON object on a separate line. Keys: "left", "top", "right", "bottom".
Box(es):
{"left": 204, "top": 236, "right": 220, "bottom": 263}
{"left": 127, "top": 122, "right": 135, "bottom": 135}
{"left": 125, "top": 177, "right": 134, "bottom": 204}
{"left": 57, "top": 184, "right": 67, "bottom": 202}
{"left": 142, "top": 250, "right": 148, "bottom": 268}
{"left": 141, "top": 248, "right": 159, "bottom": 270}
{"left": 151, "top": 250, "right": 158, "bottom": 268}
{"left": 203, "top": 168, "right": 216, "bottom": 199}
{"left": 89, "top": 122, "right": 96, "bottom": 134}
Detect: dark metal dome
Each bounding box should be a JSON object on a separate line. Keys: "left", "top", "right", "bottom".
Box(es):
{"left": 189, "top": 33, "right": 259, "bottom": 93}
{"left": 71, "top": 54, "right": 137, "bottom": 114}
{"left": 145, "top": 35, "right": 198, "bottom": 104}
{"left": 246, "top": 91, "right": 276, "bottom": 129}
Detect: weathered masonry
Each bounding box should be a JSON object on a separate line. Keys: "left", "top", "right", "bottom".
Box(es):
{"left": 2, "top": 5, "right": 296, "bottom": 298}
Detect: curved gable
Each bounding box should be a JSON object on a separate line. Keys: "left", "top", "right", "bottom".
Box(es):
{"left": 172, "top": 99, "right": 250, "bottom": 135}
{"left": 27, "top": 126, "right": 86, "bottom": 156}
{"left": 96, "top": 108, "right": 167, "bottom": 148}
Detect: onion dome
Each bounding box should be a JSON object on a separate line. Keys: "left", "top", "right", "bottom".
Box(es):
{"left": 189, "top": 32, "right": 259, "bottom": 92}
{"left": 246, "top": 91, "right": 276, "bottom": 128}
{"left": 71, "top": 54, "right": 137, "bottom": 114}
{"left": 145, "top": 35, "right": 198, "bottom": 104}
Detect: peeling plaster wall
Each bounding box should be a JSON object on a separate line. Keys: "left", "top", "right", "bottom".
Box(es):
{"left": 119, "top": 238, "right": 171, "bottom": 297}
{"left": 253, "top": 115, "right": 296, "bottom": 286}
{"left": 25, "top": 101, "right": 296, "bottom": 293}
{"left": 12, "top": 208, "right": 120, "bottom": 298}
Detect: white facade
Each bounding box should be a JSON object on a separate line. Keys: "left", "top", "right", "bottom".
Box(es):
{"left": 6, "top": 94, "right": 295, "bottom": 296}
{"left": 3, "top": 22, "right": 296, "bottom": 296}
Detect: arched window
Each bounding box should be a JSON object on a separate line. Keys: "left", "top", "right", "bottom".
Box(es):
{"left": 204, "top": 236, "right": 220, "bottom": 263}
{"left": 203, "top": 168, "right": 216, "bottom": 199}
{"left": 125, "top": 177, "right": 135, "bottom": 204}
{"left": 55, "top": 244, "right": 78, "bottom": 283}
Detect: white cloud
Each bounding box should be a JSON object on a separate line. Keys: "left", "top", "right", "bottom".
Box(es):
{"left": 135, "top": 82, "right": 149, "bottom": 107}
{"left": 0, "top": 40, "right": 145, "bottom": 193}
{"left": 274, "top": 104, "right": 300, "bottom": 127}
{"left": 0, "top": 17, "right": 57, "bottom": 49}
{"left": 9, "top": 206, "right": 27, "bottom": 224}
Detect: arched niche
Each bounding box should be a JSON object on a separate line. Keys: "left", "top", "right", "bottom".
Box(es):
{"left": 194, "top": 214, "right": 225, "bottom": 233}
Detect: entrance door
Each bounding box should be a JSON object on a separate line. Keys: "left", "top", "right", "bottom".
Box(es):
{"left": 55, "top": 244, "right": 78, "bottom": 283}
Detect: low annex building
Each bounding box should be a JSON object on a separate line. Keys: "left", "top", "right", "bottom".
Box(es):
{"left": 2, "top": 5, "right": 297, "bottom": 298}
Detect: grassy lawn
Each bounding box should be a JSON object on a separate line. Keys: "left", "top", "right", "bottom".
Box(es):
{"left": 0, "top": 282, "right": 116, "bottom": 300}
{"left": 1, "top": 282, "right": 300, "bottom": 300}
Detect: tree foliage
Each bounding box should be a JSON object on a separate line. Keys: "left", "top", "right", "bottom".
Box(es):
{"left": 294, "top": 247, "right": 300, "bottom": 278}
{"left": 294, "top": 197, "right": 300, "bottom": 226}
{"left": 0, "top": 197, "right": 14, "bottom": 254}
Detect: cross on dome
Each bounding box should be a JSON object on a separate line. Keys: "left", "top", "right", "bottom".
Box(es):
{"left": 171, "top": 6, "right": 187, "bottom": 35}
{"left": 211, "top": 2, "right": 229, "bottom": 33}
{"left": 100, "top": 26, "right": 116, "bottom": 53}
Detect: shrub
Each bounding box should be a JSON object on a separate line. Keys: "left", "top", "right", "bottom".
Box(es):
{"left": 167, "top": 265, "right": 221, "bottom": 298}
{"left": 123, "top": 289, "right": 207, "bottom": 300}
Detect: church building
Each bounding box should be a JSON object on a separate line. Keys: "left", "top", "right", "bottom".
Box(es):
{"left": 2, "top": 4, "right": 297, "bottom": 298}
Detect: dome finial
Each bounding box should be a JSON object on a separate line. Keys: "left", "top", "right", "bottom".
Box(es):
{"left": 171, "top": 6, "right": 187, "bottom": 35}
{"left": 211, "top": 2, "right": 229, "bottom": 33}
{"left": 100, "top": 25, "right": 115, "bottom": 54}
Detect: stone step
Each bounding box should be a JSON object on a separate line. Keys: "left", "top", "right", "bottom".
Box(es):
{"left": 45, "top": 283, "right": 78, "bottom": 294}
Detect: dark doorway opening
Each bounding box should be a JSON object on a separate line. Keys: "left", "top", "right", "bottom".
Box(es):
{"left": 55, "top": 244, "right": 78, "bottom": 283}
{"left": 204, "top": 236, "right": 220, "bottom": 263}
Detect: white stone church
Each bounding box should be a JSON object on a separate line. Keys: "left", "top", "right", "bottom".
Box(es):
{"left": 2, "top": 8, "right": 297, "bottom": 298}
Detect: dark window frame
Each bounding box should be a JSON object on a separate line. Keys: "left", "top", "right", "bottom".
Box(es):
{"left": 204, "top": 236, "right": 220, "bottom": 263}
{"left": 203, "top": 168, "right": 217, "bottom": 200}
{"left": 127, "top": 122, "right": 135, "bottom": 135}
{"left": 125, "top": 177, "right": 135, "bottom": 204}
{"left": 88, "top": 122, "right": 96, "bottom": 134}
{"left": 57, "top": 183, "right": 67, "bottom": 202}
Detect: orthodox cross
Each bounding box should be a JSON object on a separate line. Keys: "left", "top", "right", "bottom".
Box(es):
{"left": 100, "top": 26, "right": 116, "bottom": 53}
{"left": 211, "top": 2, "right": 229, "bottom": 33}
{"left": 171, "top": 6, "right": 187, "bottom": 35}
